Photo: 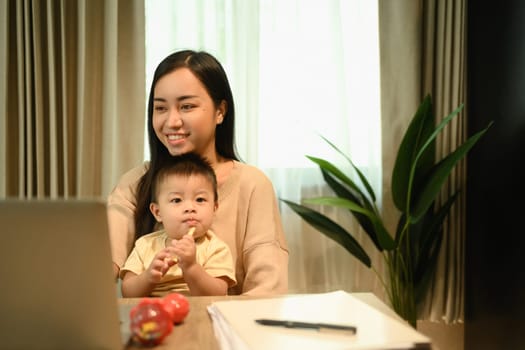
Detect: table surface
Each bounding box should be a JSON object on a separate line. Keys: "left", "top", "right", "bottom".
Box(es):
{"left": 120, "top": 292, "right": 408, "bottom": 350}
{"left": 121, "top": 295, "right": 247, "bottom": 350}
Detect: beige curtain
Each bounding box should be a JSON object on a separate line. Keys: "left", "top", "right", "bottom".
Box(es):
{"left": 0, "top": 0, "right": 145, "bottom": 199}
{"left": 379, "top": 0, "right": 467, "bottom": 323}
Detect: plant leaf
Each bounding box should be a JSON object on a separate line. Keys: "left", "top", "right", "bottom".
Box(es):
{"left": 321, "top": 170, "right": 383, "bottom": 251}
{"left": 404, "top": 103, "right": 464, "bottom": 218}
{"left": 412, "top": 192, "right": 459, "bottom": 304}
{"left": 411, "top": 124, "right": 492, "bottom": 221}
{"left": 320, "top": 135, "right": 376, "bottom": 202}
{"left": 394, "top": 97, "right": 465, "bottom": 217}
{"left": 394, "top": 213, "right": 407, "bottom": 244}
{"left": 305, "top": 197, "right": 373, "bottom": 215}
{"left": 307, "top": 156, "right": 367, "bottom": 204}
{"left": 281, "top": 199, "right": 371, "bottom": 267}
{"left": 305, "top": 197, "right": 395, "bottom": 250}
{"left": 392, "top": 95, "right": 435, "bottom": 212}
{"left": 321, "top": 169, "right": 364, "bottom": 207}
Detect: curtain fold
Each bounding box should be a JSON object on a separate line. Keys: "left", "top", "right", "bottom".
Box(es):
{"left": 0, "top": 0, "right": 8, "bottom": 196}
{"left": 0, "top": 0, "right": 145, "bottom": 199}
{"left": 419, "top": 0, "right": 467, "bottom": 324}
{"left": 378, "top": 0, "right": 467, "bottom": 323}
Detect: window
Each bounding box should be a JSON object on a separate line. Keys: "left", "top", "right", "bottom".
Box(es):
{"left": 145, "top": 0, "right": 381, "bottom": 293}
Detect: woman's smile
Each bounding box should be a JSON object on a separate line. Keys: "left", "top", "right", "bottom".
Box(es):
{"left": 166, "top": 133, "right": 189, "bottom": 147}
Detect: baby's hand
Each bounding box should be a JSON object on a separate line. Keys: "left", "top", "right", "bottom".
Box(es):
{"left": 145, "top": 249, "right": 176, "bottom": 283}
{"left": 171, "top": 234, "right": 196, "bottom": 270}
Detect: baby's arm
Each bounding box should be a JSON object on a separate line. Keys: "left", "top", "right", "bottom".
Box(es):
{"left": 173, "top": 235, "right": 229, "bottom": 296}
{"left": 184, "top": 267, "right": 229, "bottom": 296}
{"left": 121, "top": 249, "right": 176, "bottom": 297}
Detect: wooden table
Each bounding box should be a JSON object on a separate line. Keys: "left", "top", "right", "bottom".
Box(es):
{"left": 121, "top": 295, "right": 251, "bottom": 350}
{"left": 121, "top": 293, "right": 414, "bottom": 350}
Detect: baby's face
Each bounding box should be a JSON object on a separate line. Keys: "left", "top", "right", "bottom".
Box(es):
{"left": 150, "top": 174, "right": 216, "bottom": 240}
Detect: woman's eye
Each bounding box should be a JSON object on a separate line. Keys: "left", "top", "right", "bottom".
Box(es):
{"left": 154, "top": 105, "right": 167, "bottom": 112}
{"left": 180, "top": 104, "right": 195, "bottom": 111}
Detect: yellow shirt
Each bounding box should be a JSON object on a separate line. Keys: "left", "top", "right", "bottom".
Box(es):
{"left": 120, "top": 229, "right": 236, "bottom": 297}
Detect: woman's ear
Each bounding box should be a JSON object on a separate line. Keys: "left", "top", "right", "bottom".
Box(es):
{"left": 216, "top": 100, "right": 227, "bottom": 124}
{"left": 149, "top": 202, "right": 162, "bottom": 222}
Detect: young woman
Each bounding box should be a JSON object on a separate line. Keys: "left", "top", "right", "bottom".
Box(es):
{"left": 107, "top": 50, "right": 288, "bottom": 295}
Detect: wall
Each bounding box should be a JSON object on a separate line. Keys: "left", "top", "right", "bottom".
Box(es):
{"left": 466, "top": 1, "right": 525, "bottom": 349}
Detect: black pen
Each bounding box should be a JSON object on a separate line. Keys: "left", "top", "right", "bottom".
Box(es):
{"left": 255, "top": 319, "right": 357, "bottom": 334}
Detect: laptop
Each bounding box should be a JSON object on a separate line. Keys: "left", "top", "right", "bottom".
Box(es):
{"left": 0, "top": 199, "right": 126, "bottom": 349}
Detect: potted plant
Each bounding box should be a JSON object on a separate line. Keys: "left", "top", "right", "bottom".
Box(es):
{"left": 282, "top": 95, "right": 491, "bottom": 328}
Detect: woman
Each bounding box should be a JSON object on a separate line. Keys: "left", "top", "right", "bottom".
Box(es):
{"left": 107, "top": 50, "right": 288, "bottom": 295}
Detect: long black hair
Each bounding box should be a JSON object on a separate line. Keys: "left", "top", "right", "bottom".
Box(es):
{"left": 135, "top": 50, "right": 239, "bottom": 239}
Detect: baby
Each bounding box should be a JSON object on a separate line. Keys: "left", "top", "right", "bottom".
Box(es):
{"left": 120, "top": 153, "right": 236, "bottom": 297}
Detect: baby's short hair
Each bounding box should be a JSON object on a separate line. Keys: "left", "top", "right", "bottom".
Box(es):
{"left": 152, "top": 153, "right": 218, "bottom": 203}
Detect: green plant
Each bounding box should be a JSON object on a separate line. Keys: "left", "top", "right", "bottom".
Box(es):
{"left": 282, "top": 95, "right": 491, "bottom": 328}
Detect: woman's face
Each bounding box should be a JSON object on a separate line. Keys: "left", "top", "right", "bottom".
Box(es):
{"left": 152, "top": 68, "right": 225, "bottom": 159}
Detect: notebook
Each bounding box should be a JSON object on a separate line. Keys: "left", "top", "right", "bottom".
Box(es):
{"left": 207, "top": 291, "right": 431, "bottom": 350}
{"left": 0, "top": 199, "right": 124, "bottom": 349}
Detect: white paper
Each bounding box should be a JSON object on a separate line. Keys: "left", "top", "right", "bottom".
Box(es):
{"left": 206, "top": 291, "right": 431, "bottom": 350}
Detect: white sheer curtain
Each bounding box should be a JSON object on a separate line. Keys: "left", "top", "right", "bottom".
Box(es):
{"left": 145, "top": 0, "right": 383, "bottom": 296}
